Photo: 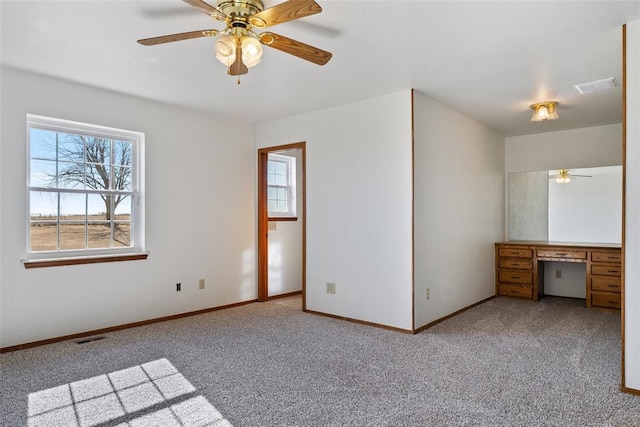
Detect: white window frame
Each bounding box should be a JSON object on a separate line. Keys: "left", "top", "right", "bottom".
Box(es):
{"left": 26, "top": 114, "right": 145, "bottom": 261}
{"left": 267, "top": 153, "right": 296, "bottom": 218}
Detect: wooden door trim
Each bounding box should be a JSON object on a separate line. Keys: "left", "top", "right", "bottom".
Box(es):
{"left": 257, "top": 142, "right": 306, "bottom": 309}
{"left": 621, "top": 23, "right": 627, "bottom": 390}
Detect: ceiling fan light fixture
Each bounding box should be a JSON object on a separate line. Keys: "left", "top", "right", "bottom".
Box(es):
{"left": 241, "top": 36, "right": 263, "bottom": 68}
{"left": 530, "top": 101, "right": 559, "bottom": 122}
{"left": 215, "top": 34, "right": 236, "bottom": 64}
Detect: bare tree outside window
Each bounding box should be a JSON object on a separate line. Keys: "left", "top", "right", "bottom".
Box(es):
{"left": 50, "top": 135, "right": 132, "bottom": 221}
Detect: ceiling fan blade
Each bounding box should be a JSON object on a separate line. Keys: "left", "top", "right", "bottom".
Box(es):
{"left": 137, "top": 29, "right": 219, "bottom": 46}
{"left": 182, "top": 0, "right": 227, "bottom": 19}
{"left": 228, "top": 46, "right": 249, "bottom": 76}
{"left": 569, "top": 174, "right": 593, "bottom": 178}
{"left": 250, "top": 0, "right": 321, "bottom": 28}
{"left": 259, "top": 32, "right": 332, "bottom": 65}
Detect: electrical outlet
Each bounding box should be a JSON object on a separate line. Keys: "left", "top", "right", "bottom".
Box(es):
{"left": 426, "top": 287, "right": 430, "bottom": 300}
{"left": 268, "top": 222, "right": 277, "bottom": 231}
{"left": 555, "top": 269, "right": 562, "bottom": 279}
{"left": 176, "top": 282, "right": 181, "bottom": 292}
{"left": 326, "top": 282, "right": 336, "bottom": 294}
{"left": 199, "top": 279, "right": 205, "bottom": 289}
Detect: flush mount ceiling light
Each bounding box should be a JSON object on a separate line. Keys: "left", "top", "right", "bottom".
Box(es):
{"left": 137, "top": 0, "right": 332, "bottom": 82}
{"left": 530, "top": 101, "right": 559, "bottom": 122}
{"left": 555, "top": 169, "right": 571, "bottom": 184}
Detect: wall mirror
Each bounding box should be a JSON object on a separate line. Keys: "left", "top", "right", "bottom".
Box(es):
{"left": 508, "top": 165, "right": 622, "bottom": 244}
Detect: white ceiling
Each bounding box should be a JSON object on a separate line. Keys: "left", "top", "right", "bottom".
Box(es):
{"left": 2, "top": 0, "right": 639, "bottom": 137}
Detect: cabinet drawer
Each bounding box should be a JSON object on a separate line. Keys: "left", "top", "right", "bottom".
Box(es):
{"left": 498, "top": 258, "right": 533, "bottom": 270}
{"left": 498, "top": 248, "right": 532, "bottom": 258}
{"left": 537, "top": 249, "right": 587, "bottom": 260}
{"left": 592, "top": 251, "right": 622, "bottom": 263}
{"left": 591, "top": 276, "right": 621, "bottom": 293}
{"left": 498, "top": 270, "right": 532, "bottom": 284}
{"left": 498, "top": 284, "right": 533, "bottom": 299}
{"left": 591, "top": 264, "right": 622, "bottom": 276}
{"left": 591, "top": 292, "right": 621, "bottom": 309}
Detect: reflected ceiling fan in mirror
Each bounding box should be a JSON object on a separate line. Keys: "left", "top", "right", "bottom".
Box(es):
{"left": 138, "top": 0, "right": 332, "bottom": 80}
{"left": 549, "top": 169, "right": 593, "bottom": 184}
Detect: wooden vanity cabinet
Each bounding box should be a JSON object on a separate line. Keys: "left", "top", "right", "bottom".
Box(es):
{"left": 588, "top": 249, "right": 622, "bottom": 309}
{"left": 495, "top": 245, "right": 540, "bottom": 301}
{"left": 495, "top": 242, "right": 622, "bottom": 310}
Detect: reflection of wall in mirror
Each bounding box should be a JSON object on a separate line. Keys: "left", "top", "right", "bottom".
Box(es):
{"left": 508, "top": 171, "right": 548, "bottom": 241}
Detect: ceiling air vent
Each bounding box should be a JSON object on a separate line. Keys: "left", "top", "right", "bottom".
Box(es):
{"left": 573, "top": 77, "right": 618, "bottom": 94}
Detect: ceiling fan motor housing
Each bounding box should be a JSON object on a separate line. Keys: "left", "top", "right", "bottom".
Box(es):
{"left": 217, "top": 0, "right": 264, "bottom": 21}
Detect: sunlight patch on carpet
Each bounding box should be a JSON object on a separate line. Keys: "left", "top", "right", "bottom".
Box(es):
{"left": 27, "top": 358, "right": 232, "bottom": 427}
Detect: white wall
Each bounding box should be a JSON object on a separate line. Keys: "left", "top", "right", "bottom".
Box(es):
{"left": 268, "top": 149, "right": 303, "bottom": 297}
{"left": 413, "top": 91, "right": 504, "bottom": 329}
{"left": 0, "top": 67, "right": 256, "bottom": 348}
{"left": 505, "top": 124, "right": 622, "bottom": 173}
{"left": 257, "top": 92, "right": 414, "bottom": 330}
{"left": 624, "top": 20, "right": 640, "bottom": 391}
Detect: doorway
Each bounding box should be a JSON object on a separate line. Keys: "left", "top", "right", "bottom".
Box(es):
{"left": 257, "top": 142, "right": 306, "bottom": 310}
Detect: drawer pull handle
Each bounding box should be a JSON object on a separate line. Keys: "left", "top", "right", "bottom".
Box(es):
{"left": 609, "top": 301, "right": 618, "bottom": 305}
{"left": 608, "top": 284, "right": 617, "bottom": 288}
{"left": 608, "top": 270, "right": 620, "bottom": 274}
{"left": 511, "top": 290, "right": 520, "bottom": 294}
{"left": 511, "top": 276, "right": 520, "bottom": 279}
{"left": 557, "top": 253, "right": 567, "bottom": 257}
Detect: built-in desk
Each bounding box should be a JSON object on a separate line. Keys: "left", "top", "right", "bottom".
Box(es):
{"left": 495, "top": 241, "right": 622, "bottom": 310}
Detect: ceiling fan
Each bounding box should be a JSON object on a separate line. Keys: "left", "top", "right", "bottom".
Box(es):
{"left": 137, "top": 0, "right": 332, "bottom": 78}
{"left": 549, "top": 169, "right": 593, "bottom": 184}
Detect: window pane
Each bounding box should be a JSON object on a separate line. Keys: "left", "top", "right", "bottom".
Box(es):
{"left": 268, "top": 200, "right": 277, "bottom": 211}
{"left": 113, "top": 166, "right": 132, "bottom": 191}
{"left": 59, "top": 223, "right": 86, "bottom": 250}
{"left": 268, "top": 161, "right": 276, "bottom": 173}
{"left": 268, "top": 187, "right": 276, "bottom": 199}
{"left": 59, "top": 193, "right": 86, "bottom": 220}
{"left": 30, "top": 160, "right": 57, "bottom": 187}
{"left": 277, "top": 200, "right": 287, "bottom": 212}
{"left": 88, "top": 222, "right": 111, "bottom": 249}
{"left": 57, "top": 133, "right": 84, "bottom": 163}
{"left": 114, "top": 195, "right": 131, "bottom": 220}
{"left": 275, "top": 175, "right": 287, "bottom": 186}
{"left": 57, "top": 162, "right": 86, "bottom": 189}
{"left": 275, "top": 162, "right": 287, "bottom": 174}
{"left": 85, "top": 163, "right": 110, "bottom": 191}
{"left": 30, "top": 128, "right": 58, "bottom": 160}
{"left": 113, "top": 141, "right": 132, "bottom": 167}
{"left": 85, "top": 138, "right": 111, "bottom": 166}
{"left": 31, "top": 191, "right": 58, "bottom": 220}
{"left": 30, "top": 222, "right": 58, "bottom": 252}
{"left": 88, "top": 193, "right": 109, "bottom": 221}
{"left": 81, "top": 136, "right": 110, "bottom": 166}
{"left": 267, "top": 173, "right": 276, "bottom": 186}
{"left": 113, "top": 222, "right": 131, "bottom": 248}
{"left": 277, "top": 188, "right": 287, "bottom": 200}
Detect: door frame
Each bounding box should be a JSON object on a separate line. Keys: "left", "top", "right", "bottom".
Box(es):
{"left": 257, "top": 142, "right": 306, "bottom": 309}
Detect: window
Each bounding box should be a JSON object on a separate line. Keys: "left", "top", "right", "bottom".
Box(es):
{"left": 267, "top": 153, "right": 296, "bottom": 218}
{"left": 26, "top": 114, "right": 144, "bottom": 262}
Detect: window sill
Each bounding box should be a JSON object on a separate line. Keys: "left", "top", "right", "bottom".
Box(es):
{"left": 23, "top": 253, "right": 148, "bottom": 269}
{"left": 268, "top": 217, "right": 298, "bottom": 222}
